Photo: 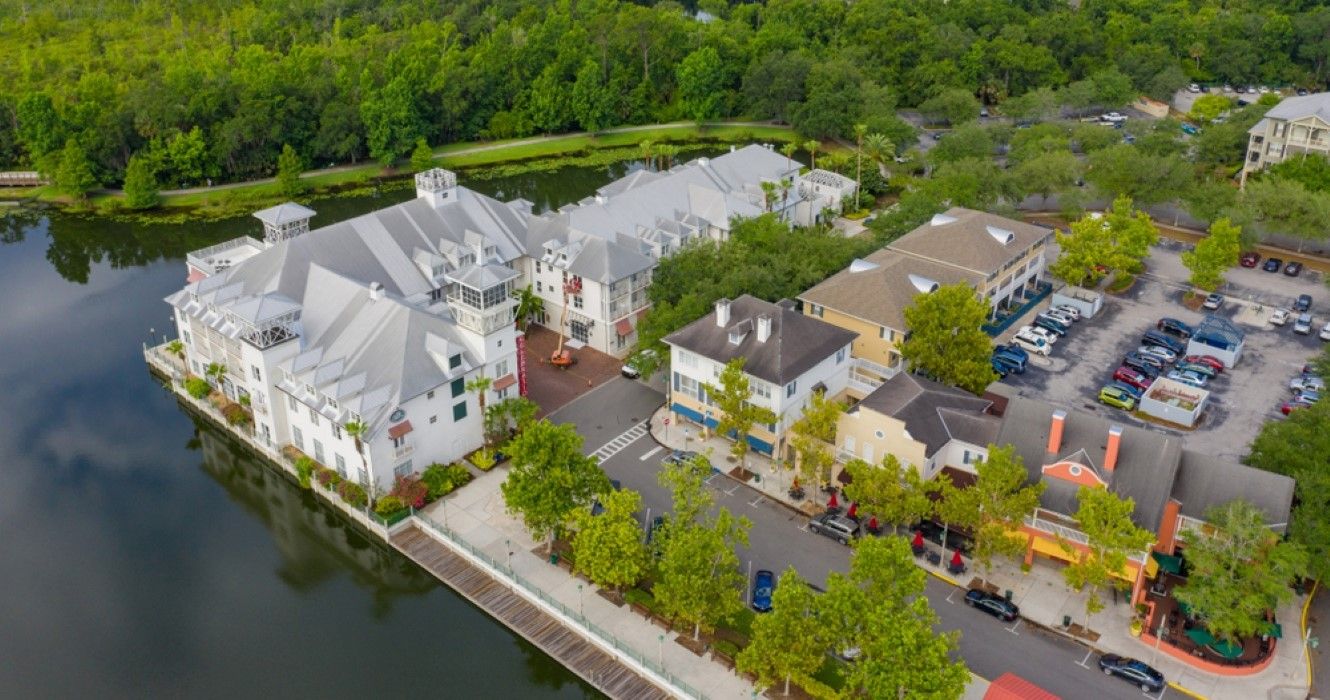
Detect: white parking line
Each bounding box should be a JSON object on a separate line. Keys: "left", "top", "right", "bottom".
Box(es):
{"left": 946, "top": 589, "right": 958, "bottom": 604}
{"left": 748, "top": 496, "right": 764, "bottom": 508}
{"left": 1006, "top": 619, "right": 1023, "bottom": 635}
{"left": 639, "top": 446, "right": 662, "bottom": 461}
{"left": 1077, "top": 648, "right": 1094, "bottom": 669}
{"left": 724, "top": 485, "right": 741, "bottom": 496}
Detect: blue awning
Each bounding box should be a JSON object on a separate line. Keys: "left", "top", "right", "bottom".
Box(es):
{"left": 671, "top": 403, "right": 774, "bottom": 455}
{"left": 671, "top": 402, "right": 704, "bottom": 424}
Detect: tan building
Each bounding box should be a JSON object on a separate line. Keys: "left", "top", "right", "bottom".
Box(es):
{"left": 835, "top": 374, "right": 1000, "bottom": 482}
{"left": 799, "top": 208, "right": 1051, "bottom": 394}
{"left": 1241, "top": 92, "right": 1330, "bottom": 186}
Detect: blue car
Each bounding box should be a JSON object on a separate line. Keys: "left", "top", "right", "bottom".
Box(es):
{"left": 752, "top": 569, "right": 774, "bottom": 612}
{"left": 1107, "top": 380, "right": 1144, "bottom": 400}
{"left": 1141, "top": 330, "right": 1185, "bottom": 355}
{"left": 992, "top": 352, "right": 1026, "bottom": 374}
{"left": 996, "top": 343, "right": 1029, "bottom": 362}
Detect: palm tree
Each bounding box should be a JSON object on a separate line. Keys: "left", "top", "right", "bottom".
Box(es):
{"left": 780, "top": 141, "right": 798, "bottom": 172}
{"left": 344, "top": 420, "right": 370, "bottom": 493}
{"left": 862, "top": 133, "right": 895, "bottom": 180}
{"left": 205, "top": 362, "right": 226, "bottom": 387}
{"left": 760, "top": 181, "right": 777, "bottom": 212}
{"left": 822, "top": 151, "right": 851, "bottom": 176}
{"left": 465, "top": 375, "right": 494, "bottom": 444}
{"left": 655, "top": 144, "right": 680, "bottom": 170}
{"left": 853, "top": 123, "right": 868, "bottom": 192}
{"left": 166, "top": 339, "right": 184, "bottom": 357}
{"left": 514, "top": 284, "right": 544, "bottom": 331}
{"left": 803, "top": 140, "right": 819, "bottom": 171}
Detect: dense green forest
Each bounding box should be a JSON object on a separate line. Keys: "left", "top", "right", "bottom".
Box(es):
{"left": 2, "top": 0, "right": 1328, "bottom": 187}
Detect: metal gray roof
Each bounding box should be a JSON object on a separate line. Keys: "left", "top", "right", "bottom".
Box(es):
{"left": 253, "top": 202, "right": 316, "bottom": 226}
{"left": 663, "top": 295, "right": 858, "bottom": 386}
{"left": 1263, "top": 91, "right": 1330, "bottom": 123}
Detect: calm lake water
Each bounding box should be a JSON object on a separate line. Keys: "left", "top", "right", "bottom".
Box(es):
{"left": 0, "top": 156, "right": 682, "bottom": 698}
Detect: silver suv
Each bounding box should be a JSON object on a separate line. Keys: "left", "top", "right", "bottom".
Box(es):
{"left": 808, "top": 513, "right": 859, "bottom": 545}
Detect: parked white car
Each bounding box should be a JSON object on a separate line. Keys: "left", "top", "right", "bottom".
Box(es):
{"left": 1270, "top": 308, "right": 1290, "bottom": 326}
{"left": 1045, "top": 308, "right": 1077, "bottom": 325}
{"left": 1012, "top": 333, "right": 1051, "bottom": 356}
{"left": 1291, "top": 375, "right": 1326, "bottom": 393}
{"left": 1020, "top": 325, "right": 1059, "bottom": 344}
{"left": 1294, "top": 313, "right": 1313, "bottom": 335}
{"left": 1102, "top": 111, "right": 1128, "bottom": 124}
{"left": 1321, "top": 322, "right": 1330, "bottom": 341}
{"left": 1053, "top": 304, "right": 1082, "bottom": 321}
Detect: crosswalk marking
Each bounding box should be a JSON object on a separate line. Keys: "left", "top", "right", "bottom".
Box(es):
{"left": 590, "top": 421, "right": 649, "bottom": 462}
{"left": 639, "top": 446, "right": 662, "bottom": 461}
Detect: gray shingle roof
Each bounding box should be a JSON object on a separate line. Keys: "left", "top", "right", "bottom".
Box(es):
{"left": 798, "top": 248, "right": 984, "bottom": 332}
{"left": 253, "top": 202, "right": 316, "bottom": 226}
{"left": 994, "top": 394, "right": 1182, "bottom": 531}
{"left": 1171, "top": 452, "right": 1294, "bottom": 532}
{"left": 663, "top": 295, "right": 857, "bottom": 386}
{"left": 852, "top": 373, "right": 999, "bottom": 457}
{"left": 1263, "top": 91, "right": 1330, "bottom": 123}
{"left": 888, "top": 207, "right": 1049, "bottom": 276}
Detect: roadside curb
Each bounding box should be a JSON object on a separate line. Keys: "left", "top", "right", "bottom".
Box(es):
{"left": 1167, "top": 680, "right": 1209, "bottom": 699}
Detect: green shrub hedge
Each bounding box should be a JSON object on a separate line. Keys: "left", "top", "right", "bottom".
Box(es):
{"left": 184, "top": 377, "right": 210, "bottom": 399}
{"left": 421, "top": 462, "right": 472, "bottom": 499}
{"left": 337, "top": 481, "right": 368, "bottom": 508}
{"left": 374, "top": 495, "right": 405, "bottom": 518}
{"left": 294, "top": 456, "right": 315, "bottom": 489}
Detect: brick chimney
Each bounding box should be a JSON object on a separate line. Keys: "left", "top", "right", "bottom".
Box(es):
{"left": 1104, "top": 425, "right": 1123, "bottom": 472}
{"left": 1047, "top": 409, "right": 1066, "bottom": 454}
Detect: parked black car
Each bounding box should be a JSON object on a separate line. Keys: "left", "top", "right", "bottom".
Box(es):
{"left": 964, "top": 589, "right": 1019, "bottom": 622}
{"left": 1295, "top": 294, "right": 1313, "bottom": 313}
{"left": 1032, "top": 315, "right": 1068, "bottom": 337}
{"left": 1156, "top": 317, "right": 1194, "bottom": 339}
{"left": 1097, "top": 654, "right": 1165, "bottom": 692}
{"left": 1141, "top": 330, "right": 1186, "bottom": 355}
{"left": 1285, "top": 261, "right": 1304, "bottom": 277}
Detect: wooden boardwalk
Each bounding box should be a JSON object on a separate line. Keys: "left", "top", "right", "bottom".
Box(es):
{"left": 391, "top": 524, "right": 675, "bottom": 700}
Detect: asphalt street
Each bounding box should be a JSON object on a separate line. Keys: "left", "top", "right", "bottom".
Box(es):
{"left": 548, "top": 377, "right": 1171, "bottom": 700}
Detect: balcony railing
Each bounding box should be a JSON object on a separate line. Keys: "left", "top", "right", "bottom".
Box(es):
{"left": 394, "top": 444, "right": 415, "bottom": 460}
{"left": 853, "top": 357, "right": 899, "bottom": 381}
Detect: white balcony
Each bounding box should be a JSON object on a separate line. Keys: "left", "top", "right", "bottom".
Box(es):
{"left": 394, "top": 444, "right": 415, "bottom": 460}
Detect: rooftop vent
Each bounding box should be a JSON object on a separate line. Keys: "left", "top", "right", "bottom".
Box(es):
{"left": 908, "top": 274, "right": 939, "bottom": 294}
{"left": 930, "top": 213, "right": 957, "bottom": 226}
{"left": 986, "top": 225, "right": 1015, "bottom": 245}
{"left": 849, "top": 258, "right": 880, "bottom": 273}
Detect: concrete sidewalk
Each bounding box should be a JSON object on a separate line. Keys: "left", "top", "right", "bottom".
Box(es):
{"left": 649, "top": 405, "right": 1310, "bottom": 700}
{"left": 419, "top": 468, "right": 757, "bottom": 700}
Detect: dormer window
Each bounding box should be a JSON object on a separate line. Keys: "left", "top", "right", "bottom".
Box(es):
{"left": 728, "top": 331, "right": 744, "bottom": 345}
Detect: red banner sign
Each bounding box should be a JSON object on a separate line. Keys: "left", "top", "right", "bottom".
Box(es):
{"left": 516, "top": 333, "right": 529, "bottom": 397}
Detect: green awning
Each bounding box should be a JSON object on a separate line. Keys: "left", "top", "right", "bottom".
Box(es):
{"left": 1178, "top": 600, "right": 1193, "bottom": 617}
{"left": 1185, "top": 627, "right": 1216, "bottom": 646}
{"left": 1152, "top": 551, "right": 1183, "bottom": 575}
{"left": 1265, "top": 621, "right": 1283, "bottom": 639}
{"left": 1209, "top": 639, "right": 1243, "bottom": 659}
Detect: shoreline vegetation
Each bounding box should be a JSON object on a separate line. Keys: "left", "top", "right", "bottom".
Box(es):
{"left": 1, "top": 122, "right": 796, "bottom": 224}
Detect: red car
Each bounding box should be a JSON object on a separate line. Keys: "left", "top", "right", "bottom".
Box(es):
{"left": 1113, "top": 366, "right": 1153, "bottom": 392}
{"left": 1239, "top": 251, "right": 1261, "bottom": 268}
{"left": 1182, "top": 355, "right": 1224, "bottom": 373}
{"left": 1282, "top": 400, "right": 1312, "bottom": 415}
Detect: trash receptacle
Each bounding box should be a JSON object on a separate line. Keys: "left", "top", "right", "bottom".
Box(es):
{"left": 1063, "top": 615, "right": 1072, "bottom": 628}
{"left": 1005, "top": 590, "right": 1013, "bottom": 601}
{"left": 550, "top": 552, "right": 559, "bottom": 565}
{"left": 752, "top": 474, "right": 761, "bottom": 483}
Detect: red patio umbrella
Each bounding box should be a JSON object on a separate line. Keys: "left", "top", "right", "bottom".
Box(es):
{"left": 867, "top": 516, "right": 879, "bottom": 531}
{"left": 912, "top": 531, "right": 925, "bottom": 548}
{"left": 951, "top": 550, "right": 964, "bottom": 568}
{"left": 847, "top": 502, "right": 858, "bottom": 519}
{"left": 827, "top": 492, "right": 839, "bottom": 509}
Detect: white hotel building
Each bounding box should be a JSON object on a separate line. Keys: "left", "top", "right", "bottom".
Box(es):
{"left": 166, "top": 146, "right": 851, "bottom": 490}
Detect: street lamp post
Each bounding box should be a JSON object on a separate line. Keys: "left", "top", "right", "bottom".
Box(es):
{"left": 578, "top": 583, "right": 584, "bottom": 618}
{"left": 505, "top": 538, "right": 513, "bottom": 574}
{"left": 658, "top": 633, "right": 664, "bottom": 666}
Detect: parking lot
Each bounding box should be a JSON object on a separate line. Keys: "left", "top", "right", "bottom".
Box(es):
{"left": 998, "top": 239, "right": 1328, "bottom": 463}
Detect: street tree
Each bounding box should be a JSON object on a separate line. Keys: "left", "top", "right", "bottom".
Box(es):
{"left": 1173, "top": 500, "right": 1307, "bottom": 643}
{"left": 1101, "top": 196, "right": 1159, "bottom": 272}
{"left": 1246, "top": 395, "right": 1330, "bottom": 580}
{"left": 705, "top": 357, "right": 778, "bottom": 471}
{"left": 514, "top": 284, "right": 544, "bottom": 331}
{"left": 570, "top": 489, "right": 651, "bottom": 591}
{"left": 936, "top": 444, "right": 1044, "bottom": 575}
{"left": 1182, "top": 179, "right": 1241, "bottom": 227}
{"left": 484, "top": 395, "right": 539, "bottom": 445}
{"left": 501, "top": 419, "right": 611, "bottom": 551}
{"left": 843, "top": 454, "right": 933, "bottom": 531}
{"left": 276, "top": 144, "right": 304, "bottom": 197}
{"left": 659, "top": 450, "right": 715, "bottom": 527}
{"left": 1189, "top": 94, "right": 1234, "bottom": 124}
{"left": 122, "top": 152, "right": 159, "bottom": 210}
{"left": 54, "top": 138, "right": 97, "bottom": 199}
{"left": 409, "top": 137, "right": 434, "bottom": 172}
{"left": 1085, "top": 144, "right": 1191, "bottom": 206}
{"left": 1242, "top": 177, "right": 1330, "bottom": 252}
{"left": 821, "top": 537, "right": 968, "bottom": 699}
{"left": 1182, "top": 217, "right": 1242, "bottom": 291}
{"left": 1062, "top": 486, "right": 1155, "bottom": 616}
{"left": 899, "top": 283, "right": 997, "bottom": 395}
{"left": 736, "top": 567, "right": 826, "bottom": 696}
{"left": 654, "top": 507, "right": 750, "bottom": 640}
{"left": 1049, "top": 212, "right": 1112, "bottom": 286}
{"left": 788, "top": 389, "right": 842, "bottom": 489}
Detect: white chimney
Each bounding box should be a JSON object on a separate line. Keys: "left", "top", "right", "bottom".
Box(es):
{"left": 415, "top": 168, "right": 458, "bottom": 208}
{"left": 594, "top": 194, "right": 606, "bottom": 205}
{"left": 369, "top": 281, "right": 384, "bottom": 301}
{"left": 730, "top": 145, "right": 737, "bottom": 153}
{"left": 715, "top": 298, "right": 731, "bottom": 327}
{"left": 756, "top": 314, "right": 772, "bottom": 343}
{"left": 698, "top": 157, "right": 710, "bottom": 168}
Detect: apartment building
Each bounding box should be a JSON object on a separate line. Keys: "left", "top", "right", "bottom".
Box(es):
{"left": 1241, "top": 91, "right": 1330, "bottom": 186}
